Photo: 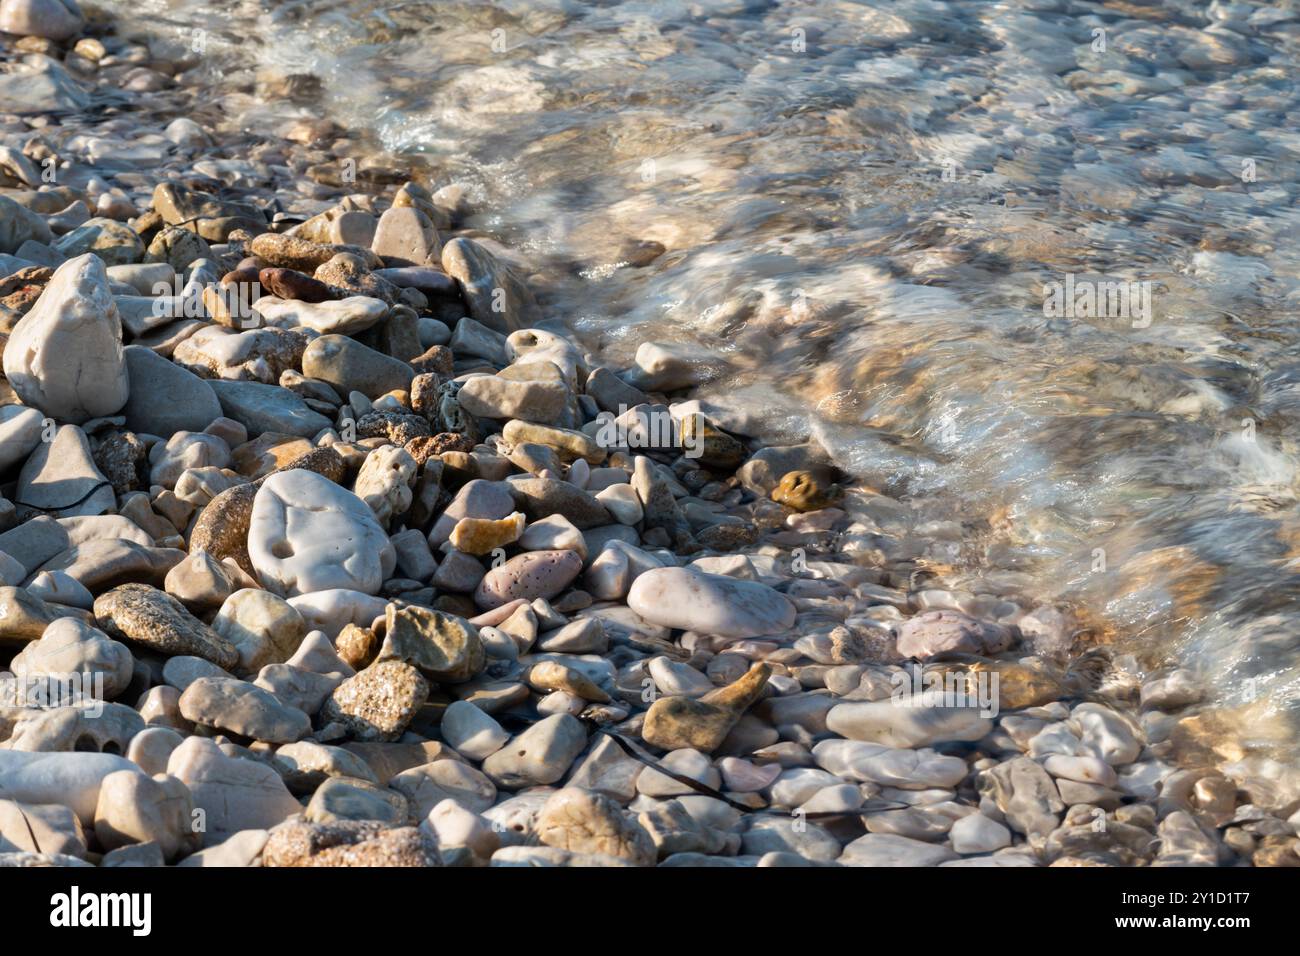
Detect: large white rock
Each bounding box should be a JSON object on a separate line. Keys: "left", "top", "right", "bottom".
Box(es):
{"left": 626, "top": 566, "right": 795, "bottom": 639}
{"left": 249, "top": 469, "right": 395, "bottom": 597}
{"left": 3, "top": 254, "right": 128, "bottom": 424}
{"left": 0, "top": 751, "right": 141, "bottom": 825}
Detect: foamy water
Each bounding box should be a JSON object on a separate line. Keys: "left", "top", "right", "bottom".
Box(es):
{"left": 107, "top": 0, "right": 1300, "bottom": 750}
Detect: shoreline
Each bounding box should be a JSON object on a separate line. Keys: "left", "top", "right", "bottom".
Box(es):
{"left": 0, "top": 1, "right": 1294, "bottom": 868}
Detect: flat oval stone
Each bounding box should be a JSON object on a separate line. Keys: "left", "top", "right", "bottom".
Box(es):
{"left": 474, "top": 549, "right": 583, "bottom": 610}
{"left": 207, "top": 380, "right": 333, "bottom": 439}
{"left": 256, "top": 294, "right": 387, "bottom": 335}
{"left": 627, "top": 567, "right": 796, "bottom": 639}
{"left": 249, "top": 469, "right": 395, "bottom": 597}
{"left": 893, "top": 610, "right": 1013, "bottom": 659}
{"left": 178, "top": 676, "right": 311, "bottom": 743}
{"left": 301, "top": 334, "right": 413, "bottom": 399}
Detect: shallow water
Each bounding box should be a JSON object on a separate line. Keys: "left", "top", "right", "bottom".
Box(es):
{"left": 109, "top": 0, "right": 1300, "bottom": 750}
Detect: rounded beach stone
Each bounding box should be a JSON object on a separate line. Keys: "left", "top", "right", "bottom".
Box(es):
{"left": 892, "top": 610, "right": 1013, "bottom": 659}
{"left": 301, "top": 334, "right": 413, "bottom": 399}
{"left": 0, "top": 751, "right": 141, "bottom": 826}
{"left": 249, "top": 469, "right": 396, "bottom": 596}
{"left": 390, "top": 759, "right": 496, "bottom": 817}
{"left": 93, "top": 769, "right": 199, "bottom": 861}
{"left": 536, "top": 788, "right": 655, "bottom": 866}
{"left": 353, "top": 444, "right": 416, "bottom": 526}
{"left": 179, "top": 676, "right": 311, "bottom": 743}
{"left": 0, "top": 0, "right": 86, "bottom": 42}
{"left": 480, "top": 713, "right": 588, "bottom": 789}
{"left": 626, "top": 566, "right": 796, "bottom": 639}
{"left": 439, "top": 700, "right": 509, "bottom": 761}
{"left": 166, "top": 736, "right": 301, "bottom": 847}
{"left": 212, "top": 587, "right": 307, "bottom": 675}
{"left": 473, "top": 549, "right": 583, "bottom": 610}
{"left": 321, "top": 660, "right": 429, "bottom": 742}
{"left": 9, "top": 616, "right": 134, "bottom": 700}
{"left": 255, "top": 295, "right": 388, "bottom": 335}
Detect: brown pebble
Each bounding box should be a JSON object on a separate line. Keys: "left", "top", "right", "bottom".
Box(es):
{"left": 258, "top": 267, "right": 339, "bottom": 303}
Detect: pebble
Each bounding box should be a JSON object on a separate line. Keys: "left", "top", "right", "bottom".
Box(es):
{"left": 302, "top": 334, "right": 413, "bottom": 399}
{"left": 641, "top": 662, "right": 770, "bottom": 752}
{"left": 271, "top": 741, "right": 377, "bottom": 793}
{"left": 0, "top": 751, "right": 141, "bottom": 825}
{"left": 178, "top": 676, "right": 311, "bottom": 743}
{"left": 93, "top": 770, "right": 198, "bottom": 861}
{"left": 440, "top": 700, "right": 510, "bottom": 761}
{"left": 256, "top": 295, "right": 388, "bottom": 335}
{"left": 474, "top": 549, "right": 583, "bottom": 609}
{"left": 825, "top": 700, "right": 992, "bottom": 748}
{"left": 893, "top": 610, "right": 1014, "bottom": 658}
{"left": 980, "top": 757, "right": 1065, "bottom": 841}
{"left": 321, "top": 660, "right": 429, "bottom": 742}
{"left": 423, "top": 799, "right": 499, "bottom": 859}
{"left": 166, "top": 737, "right": 300, "bottom": 846}
{"left": 460, "top": 375, "right": 568, "bottom": 424}
{"left": 428, "top": 479, "right": 515, "bottom": 546}
{"left": 377, "top": 603, "right": 484, "bottom": 683}
{"left": 207, "top": 380, "right": 333, "bottom": 438}
{"left": 449, "top": 511, "right": 525, "bottom": 555}
{"left": 949, "top": 812, "right": 1012, "bottom": 854}
{"left": 510, "top": 477, "right": 610, "bottom": 529}
{"left": 390, "top": 759, "right": 495, "bottom": 817}
{"left": 305, "top": 777, "right": 406, "bottom": 825}
{"left": 481, "top": 713, "right": 588, "bottom": 789}
{"left": 627, "top": 567, "right": 796, "bottom": 639}
{"left": 0, "top": 0, "right": 85, "bottom": 41}
{"left": 164, "top": 551, "right": 257, "bottom": 614}
{"left": 353, "top": 444, "right": 417, "bottom": 526}
{"left": 10, "top": 617, "right": 134, "bottom": 699}
{"left": 839, "top": 833, "right": 959, "bottom": 867}
{"left": 95, "top": 583, "right": 239, "bottom": 670}
{"left": 536, "top": 788, "right": 655, "bottom": 866}
{"left": 441, "top": 237, "right": 538, "bottom": 334}
{"left": 16, "top": 424, "right": 115, "bottom": 518}
{"left": 0, "top": 404, "right": 44, "bottom": 472}
{"left": 517, "top": 513, "right": 587, "bottom": 558}
{"left": 0, "top": 799, "right": 86, "bottom": 858}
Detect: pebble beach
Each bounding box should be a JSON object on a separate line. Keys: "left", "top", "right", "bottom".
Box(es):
{"left": 0, "top": 0, "right": 1297, "bottom": 871}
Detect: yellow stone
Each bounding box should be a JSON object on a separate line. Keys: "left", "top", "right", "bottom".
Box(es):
{"left": 449, "top": 512, "right": 525, "bottom": 556}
